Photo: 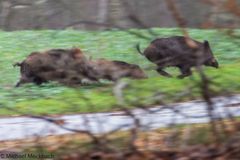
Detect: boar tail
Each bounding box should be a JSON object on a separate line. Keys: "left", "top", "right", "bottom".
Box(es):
{"left": 13, "top": 62, "right": 22, "bottom": 67}
{"left": 136, "top": 43, "right": 144, "bottom": 55}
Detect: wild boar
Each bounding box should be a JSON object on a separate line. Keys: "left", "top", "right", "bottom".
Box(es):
{"left": 137, "top": 36, "right": 219, "bottom": 78}
{"left": 14, "top": 48, "right": 146, "bottom": 87}
{"left": 14, "top": 48, "right": 97, "bottom": 87}
{"left": 90, "top": 59, "right": 147, "bottom": 81}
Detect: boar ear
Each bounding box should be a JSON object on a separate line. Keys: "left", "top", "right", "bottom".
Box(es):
{"left": 72, "top": 48, "right": 82, "bottom": 54}
{"left": 71, "top": 48, "right": 83, "bottom": 59}
{"left": 203, "top": 40, "right": 210, "bottom": 48}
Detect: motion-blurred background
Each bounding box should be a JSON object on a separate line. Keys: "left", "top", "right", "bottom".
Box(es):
{"left": 0, "top": 0, "right": 239, "bottom": 30}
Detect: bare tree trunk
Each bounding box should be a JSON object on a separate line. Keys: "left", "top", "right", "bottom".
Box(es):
{"left": 0, "top": 0, "right": 11, "bottom": 28}
{"left": 97, "top": 0, "right": 109, "bottom": 29}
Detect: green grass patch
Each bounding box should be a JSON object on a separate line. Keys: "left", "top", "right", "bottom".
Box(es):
{"left": 0, "top": 28, "right": 239, "bottom": 116}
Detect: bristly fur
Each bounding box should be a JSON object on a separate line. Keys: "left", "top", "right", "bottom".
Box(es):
{"left": 138, "top": 36, "right": 219, "bottom": 78}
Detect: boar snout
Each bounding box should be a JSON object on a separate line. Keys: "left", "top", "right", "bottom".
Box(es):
{"left": 212, "top": 60, "right": 219, "bottom": 68}
{"left": 205, "top": 58, "right": 219, "bottom": 68}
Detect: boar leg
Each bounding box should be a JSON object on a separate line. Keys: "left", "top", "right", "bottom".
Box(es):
{"left": 15, "top": 76, "right": 44, "bottom": 87}
{"left": 15, "top": 78, "right": 30, "bottom": 87}
{"left": 156, "top": 67, "right": 172, "bottom": 77}
{"left": 178, "top": 66, "right": 192, "bottom": 79}
{"left": 15, "top": 81, "right": 22, "bottom": 87}
{"left": 33, "top": 76, "right": 47, "bottom": 85}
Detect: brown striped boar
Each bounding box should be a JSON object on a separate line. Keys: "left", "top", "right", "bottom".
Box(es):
{"left": 90, "top": 59, "right": 147, "bottom": 81}
{"left": 137, "top": 36, "right": 219, "bottom": 78}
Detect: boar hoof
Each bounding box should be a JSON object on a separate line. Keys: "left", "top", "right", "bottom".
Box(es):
{"left": 177, "top": 74, "right": 188, "bottom": 79}
{"left": 15, "top": 82, "right": 21, "bottom": 87}
{"left": 156, "top": 69, "right": 172, "bottom": 77}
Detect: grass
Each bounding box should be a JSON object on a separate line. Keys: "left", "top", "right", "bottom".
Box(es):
{"left": 0, "top": 28, "right": 240, "bottom": 116}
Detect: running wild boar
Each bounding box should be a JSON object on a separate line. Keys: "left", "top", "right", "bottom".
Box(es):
{"left": 137, "top": 36, "right": 219, "bottom": 78}
{"left": 14, "top": 48, "right": 147, "bottom": 87}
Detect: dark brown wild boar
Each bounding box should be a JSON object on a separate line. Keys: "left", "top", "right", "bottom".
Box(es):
{"left": 14, "top": 48, "right": 97, "bottom": 87}
{"left": 90, "top": 59, "right": 147, "bottom": 81}
{"left": 137, "top": 36, "right": 219, "bottom": 78}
